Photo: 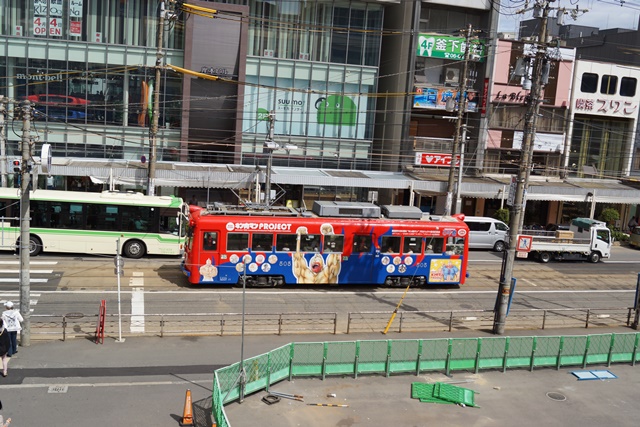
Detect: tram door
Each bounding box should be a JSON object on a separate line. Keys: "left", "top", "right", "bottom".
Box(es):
{"left": 343, "top": 234, "right": 374, "bottom": 284}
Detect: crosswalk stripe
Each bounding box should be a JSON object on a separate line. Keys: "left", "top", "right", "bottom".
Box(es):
{"left": 0, "top": 278, "right": 49, "bottom": 283}
{"left": 0, "top": 269, "right": 54, "bottom": 274}
{"left": 0, "top": 261, "right": 58, "bottom": 265}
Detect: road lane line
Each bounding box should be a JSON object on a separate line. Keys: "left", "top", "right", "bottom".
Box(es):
{"left": 520, "top": 278, "right": 538, "bottom": 287}
{"left": 0, "top": 278, "right": 48, "bottom": 283}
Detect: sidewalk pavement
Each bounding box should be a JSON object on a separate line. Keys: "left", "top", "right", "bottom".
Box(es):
{"left": 0, "top": 327, "right": 638, "bottom": 426}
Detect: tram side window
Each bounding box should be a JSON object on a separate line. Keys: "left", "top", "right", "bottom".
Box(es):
{"left": 353, "top": 235, "right": 371, "bottom": 252}
{"left": 425, "top": 237, "right": 444, "bottom": 253}
{"left": 227, "top": 233, "right": 249, "bottom": 251}
{"left": 445, "top": 237, "right": 464, "bottom": 255}
{"left": 203, "top": 232, "right": 217, "bottom": 251}
{"left": 403, "top": 236, "right": 423, "bottom": 254}
{"left": 252, "top": 233, "right": 273, "bottom": 251}
{"left": 323, "top": 235, "right": 344, "bottom": 253}
{"left": 300, "top": 234, "right": 321, "bottom": 252}
{"left": 276, "top": 234, "right": 297, "bottom": 251}
{"left": 381, "top": 236, "right": 401, "bottom": 253}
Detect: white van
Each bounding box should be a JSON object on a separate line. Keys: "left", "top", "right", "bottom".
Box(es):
{"left": 463, "top": 216, "right": 509, "bottom": 252}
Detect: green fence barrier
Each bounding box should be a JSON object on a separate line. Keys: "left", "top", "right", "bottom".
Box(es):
{"left": 212, "top": 332, "right": 640, "bottom": 427}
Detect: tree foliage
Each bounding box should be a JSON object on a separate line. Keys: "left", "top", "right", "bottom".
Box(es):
{"left": 493, "top": 208, "right": 509, "bottom": 224}
{"left": 598, "top": 208, "right": 620, "bottom": 225}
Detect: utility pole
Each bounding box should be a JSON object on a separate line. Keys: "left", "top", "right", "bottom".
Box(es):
{"left": 455, "top": 123, "right": 468, "bottom": 213}
{"left": 0, "top": 97, "right": 6, "bottom": 188}
{"left": 493, "top": 1, "right": 553, "bottom": 335}
{"left": 18, "top": 100, "right": 32, "bottom": 346}
{"left": 147, "top": 0, "right": 170, "bottom": 197}
{"left": 444, "top": 24, "right": 472, "bottom": 216}
{"left": 264, "top": 111, "right": 276, "bottom": 207}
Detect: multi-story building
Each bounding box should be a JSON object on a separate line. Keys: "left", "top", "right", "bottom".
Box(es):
{"left": 4, "top": 2, "right": 638, "bottom": 222}
{"left": 0, "top": 0, "right": 503, "bottom": 208}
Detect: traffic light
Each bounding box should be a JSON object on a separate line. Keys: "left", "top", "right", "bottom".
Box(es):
{"left": 12, "top": 160, "right": 20, "bottom": 173}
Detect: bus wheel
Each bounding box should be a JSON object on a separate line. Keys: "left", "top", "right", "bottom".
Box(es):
{"left": 16, "top": 236, "right": 42, "bottom": 256}
{"left": 123, "top": 240, "right": 146, "bottom": 259}
{"left": 29, "top": 236, "right": 43, "bottom": 256}
{"left": 588, "top": 252, "right": 600, "bottom": 263}
{"left": 539, "top": 252, "right": 551, "bottom": 263}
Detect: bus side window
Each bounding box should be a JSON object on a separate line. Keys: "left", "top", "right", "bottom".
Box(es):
{"left": 203, "top": 232, "right": 217, "bottom": 251}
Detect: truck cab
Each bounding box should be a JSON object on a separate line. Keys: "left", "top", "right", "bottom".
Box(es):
{"left": 569, "top": 218, "right": 612, "bottom": 262}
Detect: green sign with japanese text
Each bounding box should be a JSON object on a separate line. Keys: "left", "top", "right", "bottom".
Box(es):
{"left": 417, "top": 34, "right": 485, "bottom": 62}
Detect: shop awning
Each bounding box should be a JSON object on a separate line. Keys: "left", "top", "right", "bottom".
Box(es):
{"left": 42, "top": 158, "right": 640, "bottom": 204}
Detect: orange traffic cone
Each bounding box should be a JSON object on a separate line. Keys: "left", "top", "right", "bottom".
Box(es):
{"left": 179, "top": 389, "right": 194, "bottom": 426}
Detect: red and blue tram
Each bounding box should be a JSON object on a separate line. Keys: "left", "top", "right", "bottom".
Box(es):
{"left": 181, "top": 204, "right": 469, "bottom": 287}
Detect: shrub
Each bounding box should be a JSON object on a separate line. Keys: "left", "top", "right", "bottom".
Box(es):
{"left": 612, "top": 230, "right": 629, "bottom": 242}
{"left": 599, "top": 208, "right": 620, "bottom": 226}
{"left": 493, "top": 208, "right": 509, "bottom": 224}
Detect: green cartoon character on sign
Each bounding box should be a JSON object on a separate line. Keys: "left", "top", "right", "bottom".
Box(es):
{"left": 315, "top": 95, "right": 356, "bottom": 126}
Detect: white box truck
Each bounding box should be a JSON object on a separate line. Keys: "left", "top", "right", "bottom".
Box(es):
{"left": 523, "top": 218, "right": 612, "bottom": 263}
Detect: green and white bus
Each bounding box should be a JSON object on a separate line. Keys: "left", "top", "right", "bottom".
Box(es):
{"left": 0, "top": 188, "right": 185, "bottom": 258}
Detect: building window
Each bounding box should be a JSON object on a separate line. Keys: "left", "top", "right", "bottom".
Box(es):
{"left": 620, "top": 77, "right": 637, "bottom": 97}
{"left": 569, "top": 118, "right": 631, "bottom": 178}
{"left": 600, "top": 75, "right": 617, "bottom": 95}
{"left": 580, "top": 73, "right": 598, "bottom": 93}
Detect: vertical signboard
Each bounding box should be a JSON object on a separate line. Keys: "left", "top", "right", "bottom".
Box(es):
{"left": 506, "top": 175, "right": 516, "bottom": 207}
{"left": 69, "top": 0, "right": 83, "bottom": 37}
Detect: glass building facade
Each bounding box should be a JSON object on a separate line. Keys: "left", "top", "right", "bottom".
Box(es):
{"left": 0, "top": 0, "right": 183, "bottom": 162}
{"left": 1, "top": 0, "right": 385, "bottom": 171}
{"left": 237, "top": 0, "right": 384, "bottom": 170}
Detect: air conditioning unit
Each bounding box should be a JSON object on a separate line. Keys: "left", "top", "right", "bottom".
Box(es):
{"left": 299, "top": 52, "right": 310, "bottom": 60}
{"left": 444, "top": 67, "right": 460, "bottom": 85}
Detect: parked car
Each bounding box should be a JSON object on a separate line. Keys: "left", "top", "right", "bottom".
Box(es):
{"left": 27, "top": 94, "right": 89, "bottom": 121}
{"left": 463, "top": 216, "right": 509, "bottom": 252}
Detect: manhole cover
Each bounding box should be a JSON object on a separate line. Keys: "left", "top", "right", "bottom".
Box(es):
{"left": 546, "top": 392, "right": 566, "bottom": 401}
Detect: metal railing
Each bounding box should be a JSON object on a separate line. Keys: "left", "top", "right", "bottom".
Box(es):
{"left": 28, "top": 307, "right": 635, "bottom": 341}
